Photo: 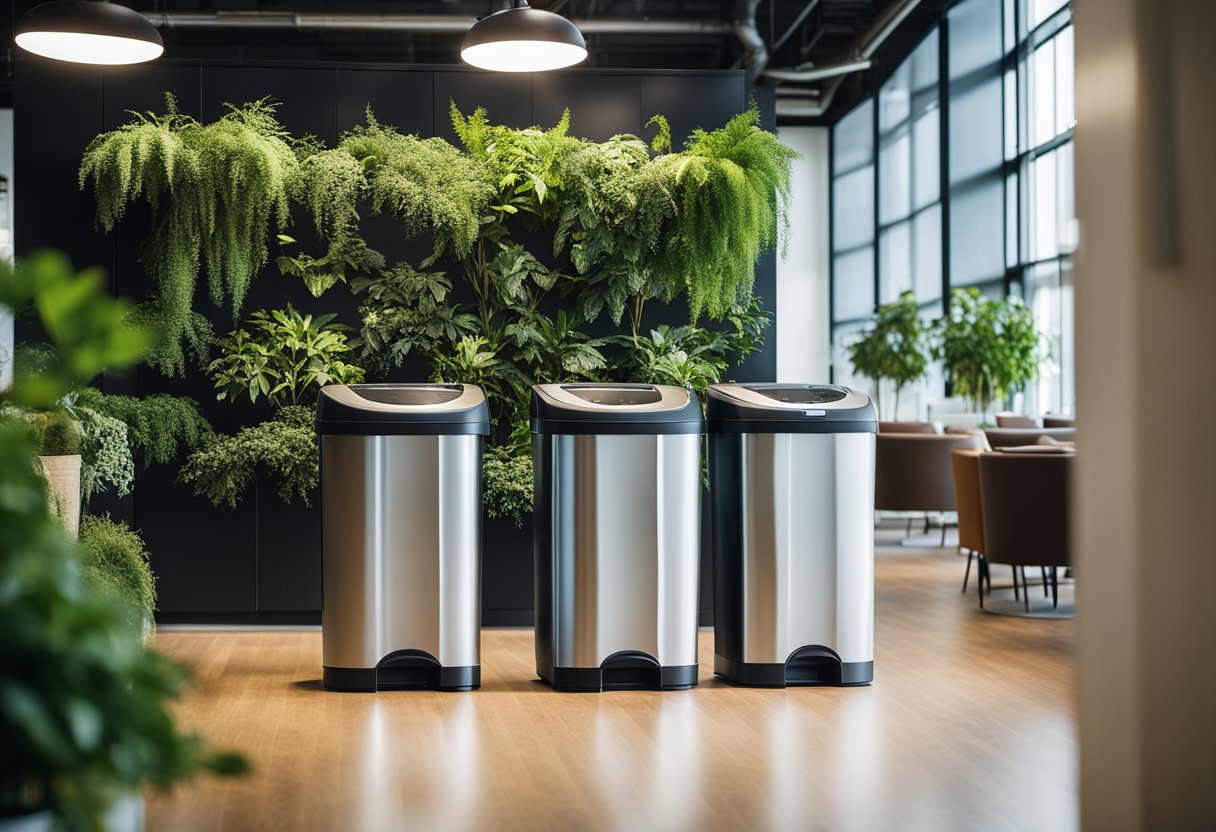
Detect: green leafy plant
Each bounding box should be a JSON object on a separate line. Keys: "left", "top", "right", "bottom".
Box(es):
{"left": 351, "top": 264, "right": 478, "bottom": 374}
{"left": 650, "top": 107, "right": 799, "bottom": 322}
{"left": 78, "top": 514, "right": 157, "bottom": 636}
{"left": 482, "top": 445, "right": 534, "bottom": 529}
{"left": 72, "top": 387, "right": 214, "bottom": 468}
{"left": 0, "top": 252, "right": 246, "bottom": 831}
{"left": 209, "top": 307, "right": 365, "bottom": 407}
{"left": 70, "top": 402, "right": 135, "bottom": 504}
{"left": 933, "top": 288, "right": 1049, "bottom": 414}
{"left": 847, "top": 291, "right": 931, "bottom": 419}
{"left": 430, "top": 336, "right": 530, "bottom": 429}
{"left": 79, "top": 94, "right": 305, "bottom": 375}
{"left": 178, "top": 405, "right": 318, "bottom": 507}
{"left": 26, "top": 409, "right": 82, "bottom": 456}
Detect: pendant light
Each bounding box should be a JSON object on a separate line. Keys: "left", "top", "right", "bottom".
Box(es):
{"left": 461, "top": 1, "right": 587, "bottom": 73}
{"left": 15, "top": 1, "right": 164, "bottom": 65}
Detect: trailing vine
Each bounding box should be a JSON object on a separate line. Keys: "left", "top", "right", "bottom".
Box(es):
{"left": 80, "top": 94, "right": 304, "bottom": 375}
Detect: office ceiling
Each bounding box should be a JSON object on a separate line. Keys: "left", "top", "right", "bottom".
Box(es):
{"left": 2, "top": 1, "right": 949, "bottom": 122}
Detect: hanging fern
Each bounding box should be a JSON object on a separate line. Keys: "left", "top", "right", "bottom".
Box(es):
{"left": 80, "top": 94, "right": 303, "bottom": 375}
{"left": 339, "top": 110, "right": 495, "bottom": 266}
{"left": 651, "top": 106, "right": 799, "bottom": 322}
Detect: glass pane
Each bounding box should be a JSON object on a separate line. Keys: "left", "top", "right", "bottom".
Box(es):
{"left": 1026, "top": 260, "right": 1062, "bottom": 415}
{"left": 1006, "top": 171, "right": 1019, "bottom": 268}
{"left": 833, "top": 249, "right": 875, "bottom": 320}
{"left": 879, "top": 221, "right": 913, "bottom": 304}
{"left": 1004, "top": 67, "right": 1018, "bottom": 160}
{"left": 1003, "top": 0, "right": 1016, "bottom": 53}
{"left": 950, "top": 178, "right": 1005, "bottom": 285}
{"left": 948, "top": 0, "right": 1002, "bottom": 79}
{"left": 1056, "top": 140, "right": 1077, "bottom": 252}
{"left": 832, "top": 322, "right": 868, "bottom": 390}
{"left": 1031, "top": 40, "right": 1056, "bottom": 146}
{"left": 914, "top": 205, "right": 943, "bottom": 302}
{"left": 833, "top": 166, "right": 875, "bottom": 251}
{"left": 880, "top": 63, "right": 911, "bottom": 132}
{"left": 1032, "top": 148, "right": 1058, "bottom": 260}
{"left": 1055, "top": 26, "right": 1075, "bottom": 134}
{"left": 1030, "top": 0, "right": 1068, "bottom": 29}
{"left": 949, "top": 76, "right": 1002, "bottom": 184}
{"left": 913, "top": 109, "right": 941, "bottom": 208}
{"left": 833, "top": 100, "right": 874, "bottom": 174}
{"left": 879, "top": 132, "right": 911, "bottom": 223}
{"left": 911, "top": 29, "right": 940, "bottom": 91}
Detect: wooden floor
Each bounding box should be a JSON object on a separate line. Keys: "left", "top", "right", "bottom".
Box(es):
{"left": 147, "top": 530, "right": 1077, "bottom": 831}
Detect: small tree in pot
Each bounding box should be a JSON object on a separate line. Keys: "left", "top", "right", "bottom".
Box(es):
{"left": 933, "top": 287, "right": 1048, "bottom": 416}
{"left": 847, "top": 291, "right": 930, "bottom": 420}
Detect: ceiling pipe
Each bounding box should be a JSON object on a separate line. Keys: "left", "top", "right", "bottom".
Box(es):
{"left": 732, "top": 0, "right": 768, "bottom": 87}
{"left": 761, "top": 58, "right": 872, "bottom": 84}
{"left": 142, "top": 11, "right": 733, "bottom": 37}
{"left": 858, "top": 0, "right": 925, "bottom": 59}
{"left": 774, "top": 74, "right": 845, "bottom": 118}
{"left": 770, "top": 0, "right": 820, "bottom": 54}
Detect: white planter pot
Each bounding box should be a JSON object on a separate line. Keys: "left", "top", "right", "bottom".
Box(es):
{"left": 38, "top": 454, "right": 81, "bottom": 539}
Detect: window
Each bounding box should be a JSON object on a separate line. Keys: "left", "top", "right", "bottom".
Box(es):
{"left": 828, "top": 0, "right": 1075, "bottom": 417}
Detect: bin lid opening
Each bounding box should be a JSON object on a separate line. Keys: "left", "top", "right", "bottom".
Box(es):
{"left": 352, "top": 385, "right": 463, "bottom": 406}
{"left": 561, "top": 385, "right": 662, "bottom": 406}
{"left": 751, "top": 385, "right": 847, "bottom": 405}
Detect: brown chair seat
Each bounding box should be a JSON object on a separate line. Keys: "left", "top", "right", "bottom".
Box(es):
{"left": 983, "top": 427, "right": 1077, "bottom": 448}
{"left": 875, "top": 433, "right": 986, "bottom": 514}
{"left": 878, "top": 421, "right": 939, "bottom": 434}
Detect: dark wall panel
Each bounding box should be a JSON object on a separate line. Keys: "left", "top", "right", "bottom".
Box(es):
{"left": 433, "top": 71, "right": 533, "bottom": 142}
{"left": 256, "top": 482, "right": 322, "bottom": 611}
{"left": 136, "top": 463, "right": 258, "bottom": 612}
{"left": 336, "top": 69, "right": 434, "bottom": 136}
{"left": 201, "top": 65, "right": 338, "bottom": 143}
{"left": 640, "top": 74, "right": 746, "bottom": 149}
{"left": 532, "top": 74, "right": 643, "bottom": 140}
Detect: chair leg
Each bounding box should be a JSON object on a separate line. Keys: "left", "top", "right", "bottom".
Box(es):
{"left": 1022, "top": 567, "right": 1030, "bottom": 612}
{"left": 1042, "top": 567, "right": 1049, "bottom": 597}
{"left": 1051, "top": 566, "right": 1059, "bottom": 609}
{"left": 940, "top": 523, "right": 947, "bottom": 547}
{"left": 963, "top": 550, "right": 973, "bottom": 593}
{"left": 1012, "top": 565, "right": 1020, "bottom": 601}
{"left": 978, "top": 557, "right": 985, "bottom": 609}
{"left": 986, "top": 557, "right": 992, "bottom": 592}
{"left": 907, "top": 517, "right": 913, "bottom": 535}
{"left": 923, "top": 513, "right": 930, "bottom": 534}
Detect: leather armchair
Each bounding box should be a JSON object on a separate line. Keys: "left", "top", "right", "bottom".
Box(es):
{"left": 875, "top": 434, "right": 986, "bottom": 547}
{"left": 878, "top": 421, "right": 939, "bottom": 434}
{"left": 977, "top": 452, "right": 1073, "bottom": 610}
{"left": 950, "top": 449, "right": 986, "bottom": 593}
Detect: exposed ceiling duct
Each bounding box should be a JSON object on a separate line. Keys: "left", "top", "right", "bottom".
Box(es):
{"left": 141, "top": 11, "right": 733, "bottom": 38}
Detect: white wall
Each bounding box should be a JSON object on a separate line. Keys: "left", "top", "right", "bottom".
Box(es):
{"left": 0, "top": 108, "right": 13, "bottom": 391}
{"left": 775, "top": 126, "right": 831, "bottom": 383}
{"left": 1073, "top": 0, "right": 1215, "bottom": 828}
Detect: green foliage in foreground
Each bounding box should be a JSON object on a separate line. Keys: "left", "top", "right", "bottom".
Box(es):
{"left": 0, "top": 253, "right": 246, "bottom": 831}
{"left": 178, "top": 406, "right": 318, "bottom": 507}
{"left": 78, "top": 515, "right": 157, "bottom": 634}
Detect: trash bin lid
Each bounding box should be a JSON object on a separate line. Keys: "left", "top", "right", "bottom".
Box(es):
{"left": 706, "top": 384, "right": 876, "bottom": 434}
{"left": 531, "top": 383, "right": 703, "bottom": 435}
{"left": 317, "top": 384, "right": 490, "bottom": 436}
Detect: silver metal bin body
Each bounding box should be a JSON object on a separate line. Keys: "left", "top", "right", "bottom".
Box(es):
{"left": 707, "top": 383, "right": 877, "bottom": 687}
{"left": 531, "top": 383, "right": 704, "bottom": 691}
{"left": 316, "top": 384, "right": 490, "bottom": 692}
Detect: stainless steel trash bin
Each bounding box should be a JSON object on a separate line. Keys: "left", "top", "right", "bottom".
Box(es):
{"left": 531, "top": 383, "right": 704, "bottom": 691}
{"left": 707, "top": 383, "right": 877, "bottom": 687}
{"left": 317, "top": 384, "right": 490, "bottom": 692}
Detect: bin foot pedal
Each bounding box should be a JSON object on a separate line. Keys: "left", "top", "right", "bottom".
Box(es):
{"left": 538, "top": 654, "right": 698, "bottom": 692}
{"left": 323, "top": 650, "right": 480, "bottom": 692}
{"left": 714, "top": 647, "right": 873, "bottom": 687}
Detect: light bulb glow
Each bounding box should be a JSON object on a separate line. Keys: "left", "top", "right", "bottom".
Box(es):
{"left": 15, "top": 30, "right": 163, "bottom": 65}
{"left": 461, "top": 40, "right": 587, "bottom": 73}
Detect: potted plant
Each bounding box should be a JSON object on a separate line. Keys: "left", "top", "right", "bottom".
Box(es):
{"left": 27, "top": 408, "right": 83, "bottom": 538}
{"left": 0, "top": 252, "right": 247, "bottom": 832}
{"left": 79, "top": 515, "right": 158, "bottom": 642}
{"left": 933, "top": 287, "right": 1048, "bottom": 417}
{"left": 847, "top": 291, "right": 930, "bottom": 420}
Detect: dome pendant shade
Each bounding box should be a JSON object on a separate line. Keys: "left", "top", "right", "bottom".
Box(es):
{"left": 461, "top": 3, "right": 587, "bottom": 73}
{"left": 15, "top": 1, "right": 164, "bottom": 65}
